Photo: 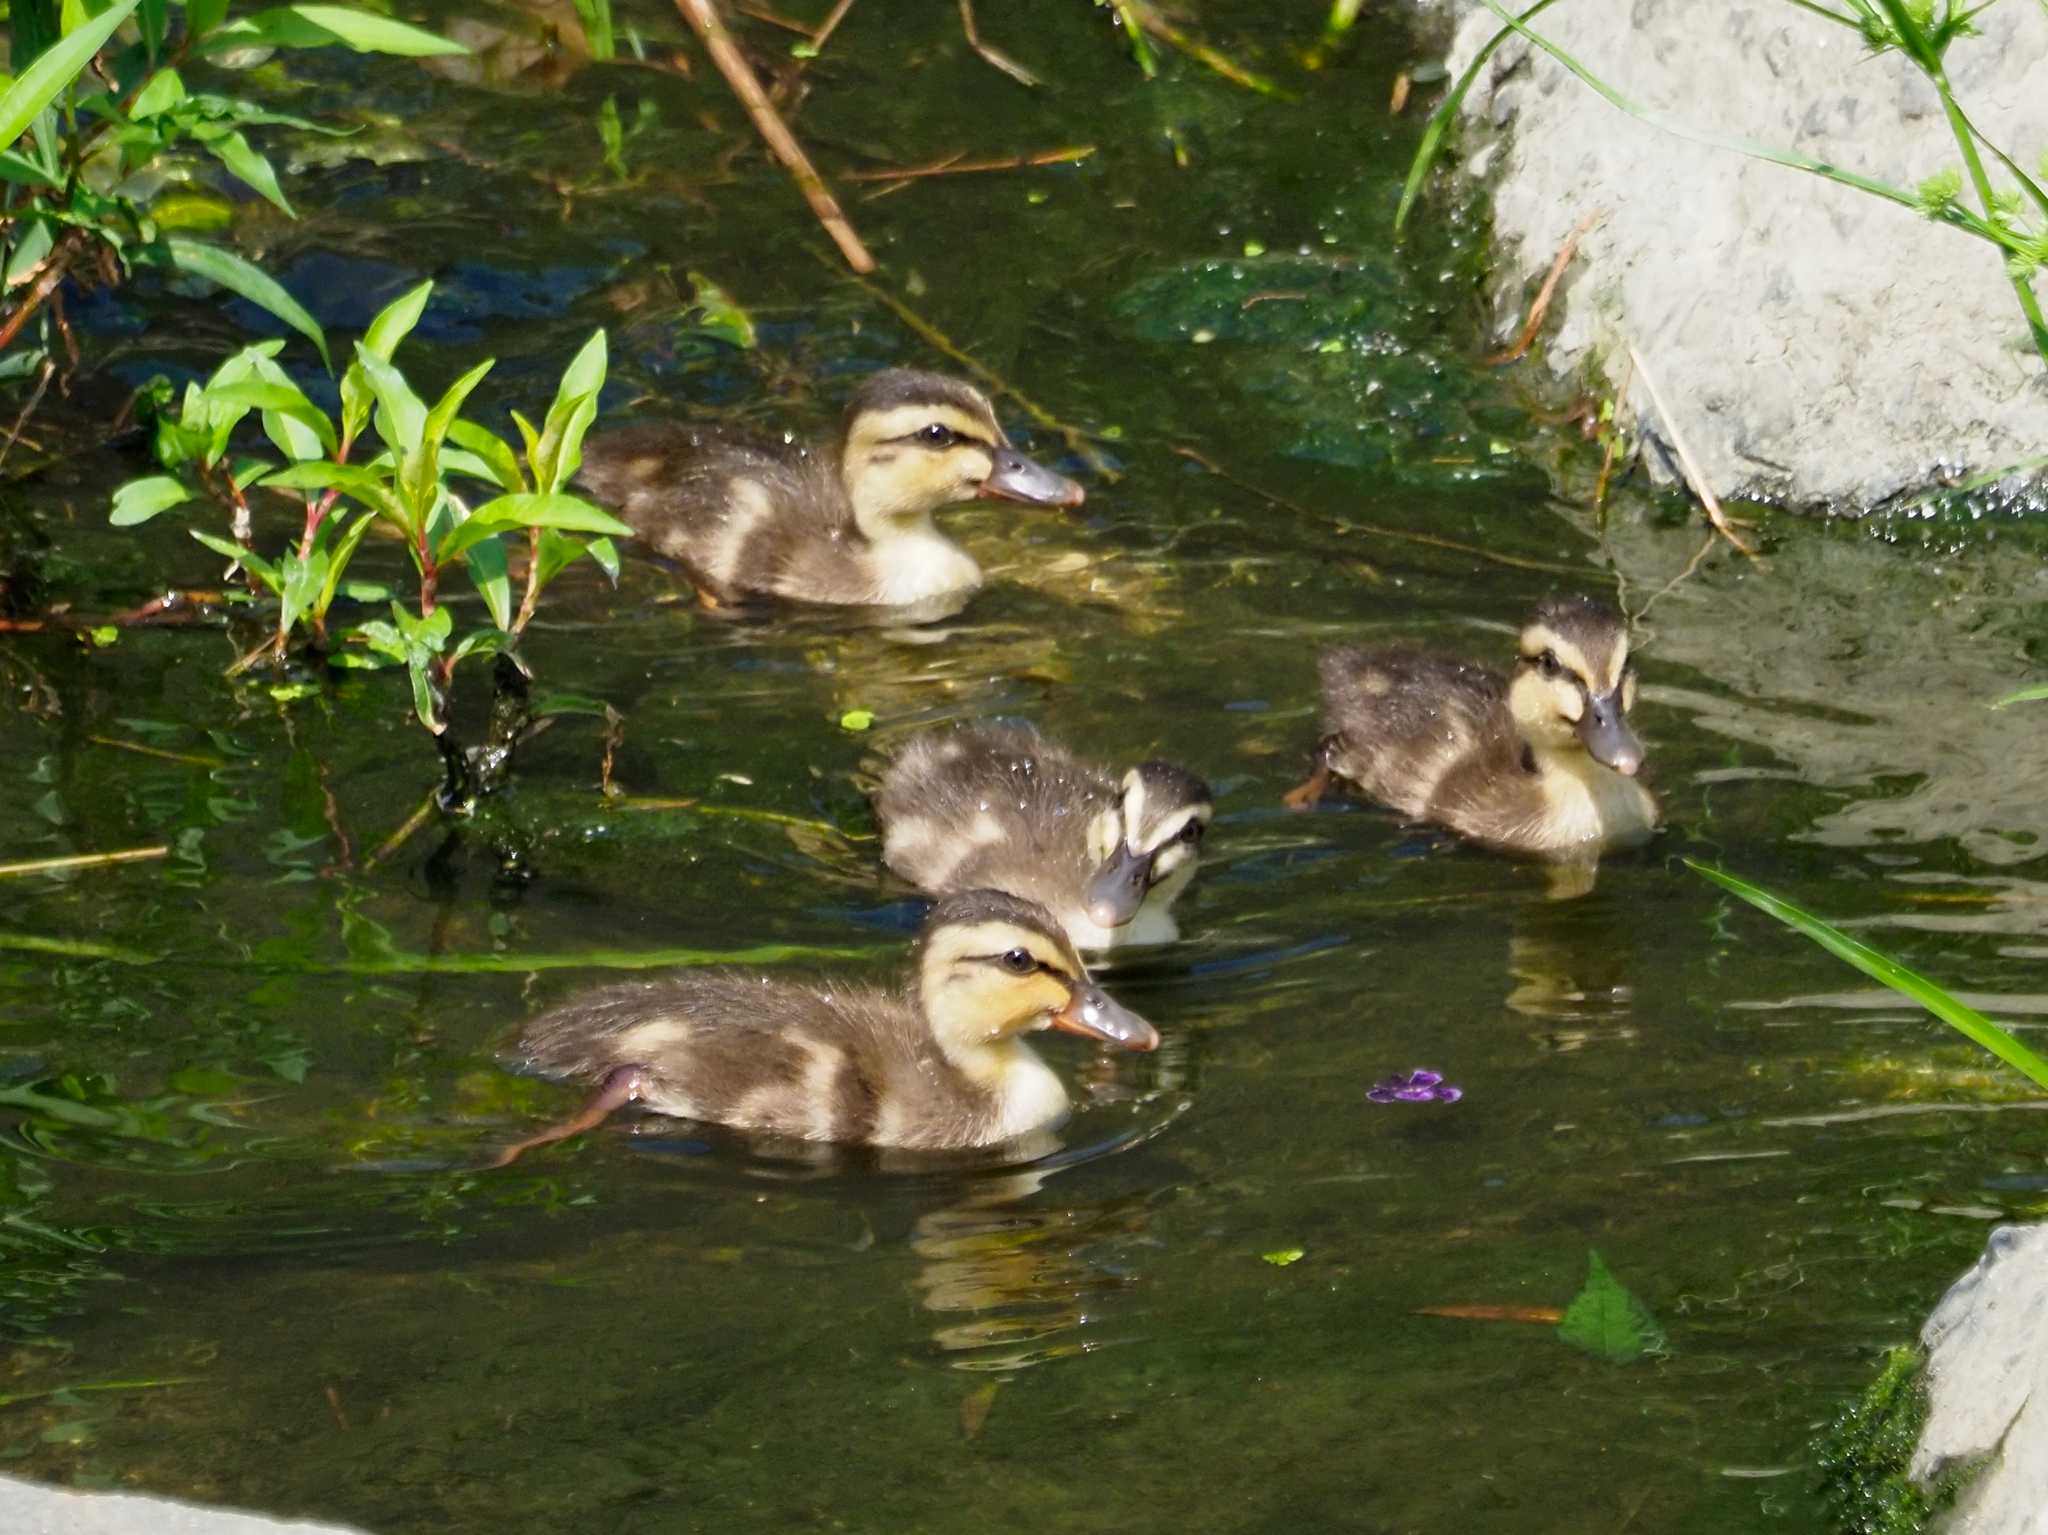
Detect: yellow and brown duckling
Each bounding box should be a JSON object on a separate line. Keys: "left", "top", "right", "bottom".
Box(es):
{"left": 492, "top": 889, "right": 1156, "bottom": 1163}
{"left": 874, "top": 723, "right": 1213, "bottom": 952}
{"left": 1286, "top": 596, "right": 1657, "bottom": 857}
{"left": 576, "top": 369, "right": 1084, "bottom": 613}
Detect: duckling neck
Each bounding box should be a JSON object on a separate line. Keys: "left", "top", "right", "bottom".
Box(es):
{"left": 939, "top": 1034, "right": 1071, "bottom": 1141}
{"left": 1524, "top": 739, "right": 1656, "bottom": 850}
{"left": 861, "top": 515, "right": 982, "bottom": 606}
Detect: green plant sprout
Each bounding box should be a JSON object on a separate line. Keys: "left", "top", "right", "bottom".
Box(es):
{"left": 110, "top": 281, "right": 632, "bottom": 805}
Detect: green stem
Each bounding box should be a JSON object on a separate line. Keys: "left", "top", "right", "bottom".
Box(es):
{"left": 1931, "top": 65, "right": 2048, "bottom": 367}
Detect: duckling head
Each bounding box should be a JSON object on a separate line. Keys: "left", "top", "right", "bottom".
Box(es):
{"left": 839, "top": 370, "right": 1084, "bottom": 540}
{"left": 1507, "top": 596, "right": 1644, "bottom": 774}
{"left": 917, "top": 889, "right": 1158, "bottom": 1057}
{"left": 1083, "top": 763, "right": 1214, "bottom": 930}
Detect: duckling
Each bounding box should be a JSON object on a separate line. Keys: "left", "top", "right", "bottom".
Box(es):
{"left": 1285, "top": 596, "right": 1657, "bottom": 857}
{"left": 491, "top": 889, "right": 1156, "bottom": 1164}
{"left": 576, "top": 369, "right": 1084, "bottom": 612}
{"left": 875, "top": 723, "right": 1213, "bottom": 952}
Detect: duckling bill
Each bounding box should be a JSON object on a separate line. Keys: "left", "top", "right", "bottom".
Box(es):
{"left": 492, "top": 890, "right": 1155, "bottom": 1164}
{"left": 1287, "top": 596, "right": 1658, "bottom": 857}
{"left": 576, "top": 369, "right": 1084, "bottom": 612}
{"left": 875, "top": 723, "right": 1212, "bottom": 952}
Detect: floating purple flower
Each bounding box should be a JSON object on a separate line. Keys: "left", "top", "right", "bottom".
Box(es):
{"left": 1367, "top": 1068, "right": 1463, "bottom": 1104}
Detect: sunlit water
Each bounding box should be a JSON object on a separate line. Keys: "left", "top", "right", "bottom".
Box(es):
{"left": 3, "top": 2, "right": 2046, "bottom": 1529}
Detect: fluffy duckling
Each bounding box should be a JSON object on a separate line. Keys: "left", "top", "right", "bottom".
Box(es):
{"left": 875, "top": 723, "right": 1212, "bottom": 952}
{"left": 492, "top": 889, "right": 1156, "bottom": 1164}
{"left": 576, "top": 369, "right": 1084, "bottom": 612}
{"left": 1286, "top": 596, "right": 1657, "bottom": 857}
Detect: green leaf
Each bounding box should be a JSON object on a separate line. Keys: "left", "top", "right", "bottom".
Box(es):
{"left": 687, "top": 271, "right": 757, "bottom": 349}
{"left": 277, "top": 546, "right": 329, "bottom": 637}
{"left": 202, "top": 128, "right": 294, "bottom": 216}
{"left": 1557, "top": 1251, "right": 1664, "bottom": 1364}
{"left": 188, "top": 0, "right": 231, "bottom": 39}
{"left": 408, "top": 356, "right": 494, "bottom": 513}
{"left": 444, "top": 419, "right": 524, "bottom": 491}
{"left": 1260, "top": 1247, "right": 1304, "bottom": 1267}
{"left": 351, "top": 342, "right": 425, "bottom": 454}
{"left": 208, "top": 377, "right": 337, "bottom": 459}
{"left": 0, "top": 150, "right": 61, "bottom": 187}
{"left": 204, "top": 3, "right": 468, "bottom": 56}
{"left": 838, "top": 709, "right": 874, "bottom": 732}
{"left": 435, "top": 491, "right": 631, "bottom": 562}
{"left": 191, "top": 530, "right": 280, "bottom": 590}
{"left": 314, "top": 508, "right": 377, "bottom": 619}
{"left": 128, "top": 66, "right": 187, "bottom": 119}
{"left": 3, "top": 217, "right": 54, "bottom": 288}
{"left": 448, "top": 627, "right": 506, "bottom": 665}
{"left": 1687, "top": 860, "right": 2048, "bottom": 1091}
{"left": 109, "top": 474, "right": 193, "bottom": 526}
{"left": 533, "top": 329, "right": 606, "bottom": 492}
{"left": 0, "top": 0, "right": 140, "bottom": 153}
{"left": 342, "top": 279, "right": 431, "bottom": 445}
{"left": 261, "top": 460, "right": 403, "bottom": 525}
{"left": 465, "top": 532, "right": 512, "bottom": 630}
{"left": 586, "top": 535, "right": 619, "bottom": 583}
{"left": 154, "top": 238, "right": 331, "bottom": 369}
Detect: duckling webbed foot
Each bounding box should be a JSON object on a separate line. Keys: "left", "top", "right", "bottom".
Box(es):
{"left": 489, "top": 1064, "right": 649, "bottom": 1168}
{"left": 1282, "top": 738, "right": 1341, "bottom": 812}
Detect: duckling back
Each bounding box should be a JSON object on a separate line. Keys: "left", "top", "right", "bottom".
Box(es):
{"left": 875, "top": 724, "right": 1116, "bottom": 926}
{"left": 576, "top": 423, "right": 851, "bottom": 605}
{"left": 1319, "top": 648, "right": 1520, "bottom": 822}
{"left": 516, "top": 970, "right": 1008, "bottom": 1149}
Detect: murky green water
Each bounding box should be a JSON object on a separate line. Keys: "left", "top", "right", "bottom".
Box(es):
{"left": 5, "top": 2, "right": 2048, "bottom": 1528}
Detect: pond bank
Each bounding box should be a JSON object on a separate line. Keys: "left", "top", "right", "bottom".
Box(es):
{"left": 1442, "top": 0, "right": 2048, "bottom": 512}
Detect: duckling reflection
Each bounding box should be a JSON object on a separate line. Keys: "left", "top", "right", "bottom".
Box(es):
{"left": 1502, "top": 888, "right": 1642, "bottom": 1047}
{"left": 911, "top": 1173, "right": 1156, "bottom": 1373}
{"left": 1289, "top": 596, "right": 1658, "bottom": 862}
{"left": 579, "top": 369, "right": 1083, "bottom": 618}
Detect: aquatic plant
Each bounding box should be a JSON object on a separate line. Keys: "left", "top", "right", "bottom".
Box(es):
{"left": 108, "top": 281, "right": 631, "bottom": 810}
{"left": 1398, "top": 0, "right": 2048, "bottom": 370}
{"left": 1, "top": 0, "right": 465, "bottom": 388}
{"left": 1687, "top": 861, "right": 2048, "bottom": 1093}
{"left": 1813, "top": 1346, "right": 1959, "bottom": 1535}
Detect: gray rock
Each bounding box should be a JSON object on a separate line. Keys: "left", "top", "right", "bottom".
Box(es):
{"left": 0, "top": 1476, "right": 369, "bottom": 1535}
{"left": 1443, "top": 1, "right": 2048, "bottom": 510}
{"left": 1913, "top": 1224, "right": 2048, "bottom": 1531}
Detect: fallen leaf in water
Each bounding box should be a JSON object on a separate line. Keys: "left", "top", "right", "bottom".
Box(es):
{"left": 959, "top": 1380, "right": 1001, "bottom": 1439}
{"left": 1414, "top": 1305, "right": 1565, "bottom": 1324}
{"left": 1262, "top": 1248, "right": 1305, "bottom": 1267}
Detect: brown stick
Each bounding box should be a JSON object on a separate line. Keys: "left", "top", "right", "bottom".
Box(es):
{"left": 0, "top": 356, "right": 55, "bottom": 472}
{"left": 0, "top": 233, "right": 85, "bottom": 355}
{"left": 807, "top": 0, "right": 856, "bottom": 51}
{"left": 675, "top": 0, "right": 875, "bottom": 272}
{"left": 1170, "top": 445, "right": 1589, "bottom": 577}
{"left": 842, "top": 145, "right": 1094, "bottom": 183}
{"left": 0, "top": 845, "right": 169, "bottom": 879}
{"left": 1487, "top": 209, "right": 1601, "bottom": 366}
{"left": 1626, "top": 343, "right": 1759, "bottom": 559}
{"left": 958, "top": 0, "right": 1041, "bottom": 87}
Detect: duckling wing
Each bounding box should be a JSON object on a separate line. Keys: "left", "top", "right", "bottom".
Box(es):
{"left": 1317, "top": 648, "right": 1517, "bottom": 820}
{"left": 517, "top": 971, "right": 948, "bottom": 1146}
{"left": 576, "top": 423, "right": 849, "bottom": 601}
{"left": 875, "top": 724, "right": 1113, "bottom": 911}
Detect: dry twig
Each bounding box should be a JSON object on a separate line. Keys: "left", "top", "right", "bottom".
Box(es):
{"left": 674, "top": 0, "right": 875, "bottom": 272}
{"left": 1487, "top": 209, "right": 1601, "bottom": 366}
{"left": 0, "top": 845, "right": 169, "bottom": 879}
{"left": 958, "top": 0, "right": 1041, "bottom": 87}
{"left": 842, "top": 145, "right": 1094, "bottom": 183}
{"left": 1627, "top": 343, "right": 1759, "bottom": 559}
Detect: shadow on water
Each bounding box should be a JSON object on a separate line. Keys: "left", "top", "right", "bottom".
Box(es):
{"left": 5, "top": 0, "right": 2048, "bottom": 1529}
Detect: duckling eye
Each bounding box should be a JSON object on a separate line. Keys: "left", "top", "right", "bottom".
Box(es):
{"left": 1179, "top": 820, "right": 1205, "bottom": 845}
{"left": 917, "top": 423, "right": 958, "bottom": 447}
{"left": 1538, "top": 649, "right": 1562, "bottom": 678}
{"left": 999, "top": 948, "right": 1037, "bottom": 975}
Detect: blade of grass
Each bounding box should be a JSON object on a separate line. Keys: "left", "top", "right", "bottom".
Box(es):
{"left": 1395, "top": 0, "right": 1564, "bottom": 235}
{"left": 1990, "top": 683, "right": 2048, "bottom": 709}
{"left": 1687, "top": 859, "right": 2048, "bottom": 1091}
